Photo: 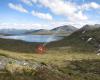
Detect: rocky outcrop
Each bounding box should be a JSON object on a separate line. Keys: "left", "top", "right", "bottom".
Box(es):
{"left": 0, "top": 56, "right": 70, "bottom": 80}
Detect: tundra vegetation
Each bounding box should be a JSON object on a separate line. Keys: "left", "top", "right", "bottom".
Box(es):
{"left": 0, "top": 26, "right": 100, "bottom": 80}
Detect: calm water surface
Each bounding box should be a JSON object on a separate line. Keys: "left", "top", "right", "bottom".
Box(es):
{"left": 0, "top": 35, "right": 64, "bottom": 42}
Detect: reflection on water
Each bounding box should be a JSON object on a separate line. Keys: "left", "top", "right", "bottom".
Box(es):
{"left": 0, "top": 35, "right": 63, "bottom": 42}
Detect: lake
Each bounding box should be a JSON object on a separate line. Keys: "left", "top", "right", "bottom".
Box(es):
{"left": 0, "top": 35, "right": 64, "bottom": 42}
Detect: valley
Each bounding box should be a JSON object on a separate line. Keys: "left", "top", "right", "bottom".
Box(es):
{"left": 0, "top": 24, "right": 100, "bottom": 80}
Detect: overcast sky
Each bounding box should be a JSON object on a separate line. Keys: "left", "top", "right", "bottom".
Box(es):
{"left": 0, "top": 0, "right": 100, "bottom": 29}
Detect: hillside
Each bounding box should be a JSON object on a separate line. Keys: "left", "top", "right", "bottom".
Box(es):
{"left": 47, "top": 24, "right": 100, "bottom": 52}
{"left": 0, "top": 25, "right": 78, "bottom": 36}
{"left": 31, "top": 29, "right": 52, "bottom": 35}
{"left": 0, "top": 29, "right": 36, "bottom": 35}
{"left": 32, "top": 25, "right": 78, "bottom": 35}
{"left": 0, "top": 38, "right": 41, "bottom": 53}
{"left": 80, "top": 24, "right": 100, "bottom": 30}
{"left": 51, "top": 25, "right": 77, "bottom": 33}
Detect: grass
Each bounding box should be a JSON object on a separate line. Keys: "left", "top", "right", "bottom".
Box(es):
{"left": 0, "top": 38, "right": 41, "bottom": 53}
{"left": 0, "top": 47, "right": 100, "bottom": 80}
{"left": 59, "top": 59, "right": 100, "bottom": 80}
{"left": 47, "top": 28, "right": 100, "bottom": 53}
{"left": 0, "top": 48, "right": 100, "bottom": 80}
{"left": 0, "top": 28, "right": 100, "bottom": 80}
{"left": 0, "top": 47, "right": 100, "bottom": 66}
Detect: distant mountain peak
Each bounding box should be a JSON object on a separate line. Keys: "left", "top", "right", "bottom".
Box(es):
{"left": 81, "top": 24, "right": 100, "bottom": 31}
{"left": 51, "top": 25, "right": 78, "bottom": 32}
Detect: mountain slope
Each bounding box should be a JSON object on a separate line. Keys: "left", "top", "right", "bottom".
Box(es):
{"left": 0, "top": 25, "right": 77, "bottom": 35}
{"left": 51, "top": 25, "right": 78, "bottom": 33}
{"left": 80, "top": 24, "right": 100, "bottom": 31}
{"left": 0, "top": 29, "right": 35, "bottom": 35}
{"left": 32, "top": 25, "right": 78, "bottom": 35}
{"left": 32, "top": 29, "right": 52, "bottom": 34}
{"left": 47, "top": 24, "right": 100, "bottom": 52}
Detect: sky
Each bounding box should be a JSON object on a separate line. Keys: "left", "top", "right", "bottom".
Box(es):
{"left": 0, "top": 0, "right": 100, "bottom": 29}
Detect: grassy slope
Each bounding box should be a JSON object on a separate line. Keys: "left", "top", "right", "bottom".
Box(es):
{"left": 59, "top": 59, "right": 100, "bottom": 80}
{"left": 0, "top": 38, "right": 41, "bottom": 53}
{"left": 47, "top": 28, "right": 100, "bottom": 52}
{"left": 0, "top": 48, "right": 100, "bottom": 80}
{"left": 0, "top": 48, "right": 100, "bottom": 65}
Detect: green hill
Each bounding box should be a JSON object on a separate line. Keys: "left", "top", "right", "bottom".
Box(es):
{"left": 0, "top": 38, "right": 40, "bottom": 53}
{"left": 47, "top": 25, "right": 100, "bottom": 52}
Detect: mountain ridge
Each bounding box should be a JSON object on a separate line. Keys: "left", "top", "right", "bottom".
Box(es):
{"left": 0, "top": 25, "right": 78, "bottom": 35}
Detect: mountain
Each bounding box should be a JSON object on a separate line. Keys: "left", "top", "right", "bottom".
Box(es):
{"left": 27, "top": 29, "right": 53, "bottom": 35}
{"left": 0, "top": 25, "right": 78, "bottom": 36}
{"left": 32, "top": 25, "right": 78, "bottom": 35}
{"left": 80, "top": 24, "right": 100, "bottom": 31}
{"left": 47, "top": 24, "right": 100, "bottom": 52}
{"left": 51, "top": 25, "right": 78, "bottom": 33}
{"left": 0, "top": 29, "right": 35, "bottom": 35}
{"left": 33, "top": 29, "right": 51, "bottom": 33}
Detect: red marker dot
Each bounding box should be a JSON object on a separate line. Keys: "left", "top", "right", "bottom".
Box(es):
{"left": 35, "top": 44, "right": 46, "bottom": 54}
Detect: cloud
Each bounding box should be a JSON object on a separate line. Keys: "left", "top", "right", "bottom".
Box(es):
{"left": 21, "top": 0, "right": 33, "bottom": 6}
{"left": 81, "top": 2, "right": 100, "bottom": 11}
{"left": 31, "top": 10, "right": 53, "bottom": 20}
{"left": 31, "top": 0, "right": 38, "bottom": 3}
{"left": 49, "top": 19, "right": 99, "bottom": 29}
{"left": 68, "top": 11, "right": 88, "bottom": 22}
{"left": 21, "top": 0, "right": 100, "bottom": 22}
{"left": 37, "top": 0, "right": 77, "bottom": 14}
{"left": 31, "top": 0, "right": 100, "bottom": 22}
{"left": 8, "top": 3, "right": 28, "bottom": 13}
{"left": 32, "top": 0, "right": 88, "bottom": 22}
{"left": 7, "top": 1, "right": 100, "bottom": 29}
{"left": 21, "top": 0, "right": 38, "bottom": 6}
{"left": 0, "top": 23, "right": 49, "bottom": 29}
{"left": 89, "top": 2, "right": 100, "bottom": 9}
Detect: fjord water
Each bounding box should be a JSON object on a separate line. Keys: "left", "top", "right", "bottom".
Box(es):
{"left": 0, "top": 35, "right": 63, "bottom": 42}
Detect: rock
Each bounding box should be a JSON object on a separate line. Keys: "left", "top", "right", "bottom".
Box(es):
{"left": 97, "top": 53, "right": 100, "bottom": 56}
{"left": 96, "top": 49, "right": 100, "bottom": 55}
{"left": 87, "top": 38, "right": 93, "bottom": 42}
{"left": 0, "top": 56, "right": 70, "bottom": 80}
{"left": 82, "top": 30, "right": 86, "bottom": 34}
